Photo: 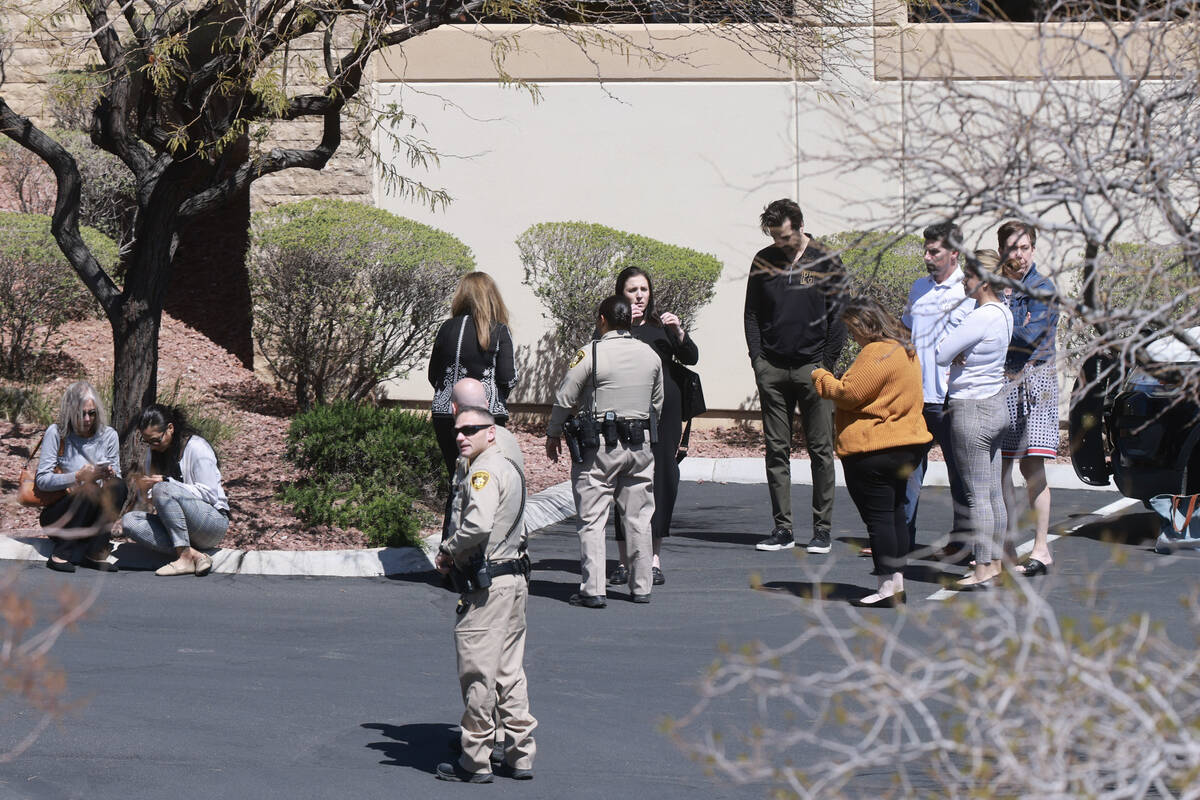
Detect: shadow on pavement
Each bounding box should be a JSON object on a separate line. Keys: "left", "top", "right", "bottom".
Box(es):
{"left": 670, "top": 528, "right": 763, "bottom": 547}
{"left": 528, "top": 577, "right": 577, "bottom": 603}
{"left": 758, "top": 580, "right": 871, "bottom": 602}
{"left": 387, "top": 570, "right": 445, "bottom": 587}
{"left": 1070, "top": 511, "right": 1159, "bottom": 547}
{"left": 530, "top": 557, "right": 580, "bottom": 576}
{"left": 363, "top": 721, "right": 457, "bottom": 773}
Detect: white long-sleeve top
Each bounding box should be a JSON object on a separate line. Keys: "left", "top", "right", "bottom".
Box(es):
{"left": 935, "top": 301, "right": 1014, "bottom": 400}
{"left": 144, "top": 435, "right": 229, "bottom": 512}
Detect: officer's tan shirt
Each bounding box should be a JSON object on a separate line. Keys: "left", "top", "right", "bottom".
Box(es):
{"left": 443, "top": 444, "right": 526, "bottom": 565}
{"left": 547, "top": 330, "right": 664, "bottom": 437}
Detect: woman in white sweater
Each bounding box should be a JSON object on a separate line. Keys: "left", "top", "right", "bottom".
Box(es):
{"left": 935, "top": 250, "right": 1014, "bottom": 589}
{"left": 121, "top": 404, "right": 229, "bottom": 576}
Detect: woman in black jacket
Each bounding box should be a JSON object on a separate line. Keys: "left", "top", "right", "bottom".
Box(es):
{"left": 429, "top": 272, "right": 517, "bottom": 478}
{"left": 609, "top": 266, "right": 699, "bottom": 587}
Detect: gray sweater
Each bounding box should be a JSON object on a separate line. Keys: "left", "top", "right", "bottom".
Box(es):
{"left": 35, "top": 424, "right": 122, "bottom": 492}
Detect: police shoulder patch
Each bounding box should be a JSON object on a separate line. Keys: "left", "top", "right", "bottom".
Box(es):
{"left": 569, "top": 348, "right": 586, "bottom": 368}
{"left": 470, "top": 471, "right": 490, "bottom": 491}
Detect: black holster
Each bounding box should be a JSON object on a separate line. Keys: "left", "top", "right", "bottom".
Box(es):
{"left": 449, "top": 550, "right": 492, "bottom": 593}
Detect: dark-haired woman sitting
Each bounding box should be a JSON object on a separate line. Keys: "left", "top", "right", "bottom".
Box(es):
{"left": 121, "top": 404, "right": 229, "bottom": 576}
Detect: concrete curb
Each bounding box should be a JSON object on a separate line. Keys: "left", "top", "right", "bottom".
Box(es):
{"left": 0, "top": 459, "right": 1108, "bottom": 578}
{"left": 0, "top": 482, "right": 579, "bottom": 579}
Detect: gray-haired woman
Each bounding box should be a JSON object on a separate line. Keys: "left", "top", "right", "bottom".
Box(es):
{"left": 36, "top": 381, "right": 127, "bottom": 572}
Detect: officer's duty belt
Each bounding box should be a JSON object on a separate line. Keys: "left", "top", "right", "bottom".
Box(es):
{"left": 487, "top": 557, "right": 530, "bottom": 578}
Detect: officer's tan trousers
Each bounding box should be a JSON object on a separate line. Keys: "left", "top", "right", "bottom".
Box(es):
{"left": 455, "top": 574, "right": 537, "bottom": 774}
{"left": 571, "top": 441, "right": 655, "bottom": 597}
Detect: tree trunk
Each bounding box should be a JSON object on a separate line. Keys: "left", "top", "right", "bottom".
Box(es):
{"left": 111, "top": 301, "right": 161, "bottom": 470}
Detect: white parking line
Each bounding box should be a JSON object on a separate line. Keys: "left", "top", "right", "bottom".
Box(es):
{"left": 925, "top": 496, "right": 1142, "bottom": 601}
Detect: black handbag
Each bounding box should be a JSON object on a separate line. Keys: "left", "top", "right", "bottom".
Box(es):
{"left": 668, "top": 360, "right": 705, "bottom": 463}
{"left": 670, "top": 361, "right": 706, "bottom": 421}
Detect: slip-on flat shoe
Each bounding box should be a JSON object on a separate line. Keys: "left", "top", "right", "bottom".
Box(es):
{"left": 631, "top": 593, "right": 651, "bottom": 604}
{"left": 46, "top": 557, "right": 76, "bottom": 573}
{"left": 435, "top": 762, "right": 493, "bottom": 783}
{"left": 79, "top": 556, "right": 118, "bottom": 573}
{"left": 953, "top": 578, "right": 994, "bottom": 591}
{"left": 155, "top": 559, "right": 195, "bottom": 576}
{"left": 568, "top": 593, "right": 606, "bottom": 609}
{"left": 652, "top": 566, "right": 665, "bottom": 586}
{"left": 1017, "top": 558, "right": 1050, "bottom": 577}
{"left": 851, "top": 591, "right": 905, "bottom": 608}
{"left": 194, "top": 554, "right": 213, "bottom": 577}
{"left": 489, "top": 742, "right": 504, "bottom": 766}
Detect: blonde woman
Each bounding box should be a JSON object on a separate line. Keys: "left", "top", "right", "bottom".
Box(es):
{"left": 36, "top": 381, "right": 126, "bottom": 572}
{"left": 429, "top": 272, "right": 518, "bottom": 481}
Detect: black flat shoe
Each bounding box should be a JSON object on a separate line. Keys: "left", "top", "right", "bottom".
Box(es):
{"left": 607, "top": 565, "right": 629, "bottom": 586}
{"left": 631, "top": 593, "right": 651, "bottom": 604}
{"left": 1017, "top": 558, "right": 1050, "bottom": 577}
{"left": 80, "top": 557, "right": 118, "bottom": 573}
{"left": 46, "top": 558, "right": 76, "bottom": 573}
{"left": 652, "top": 566, "right": 665, "bottom": 586}
{"left": 851, "top": 591, "right": 905, "bottom": 608}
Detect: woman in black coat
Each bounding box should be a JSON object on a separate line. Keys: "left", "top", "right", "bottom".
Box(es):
{"left": 428, "top": 272, "right": 517, "bottom": 478}
{"left": 609, "top": 266, "right": 699, "bottom": 587}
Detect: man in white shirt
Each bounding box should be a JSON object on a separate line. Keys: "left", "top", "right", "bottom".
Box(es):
{"left": 902, "top": 222, "right": 974, "bottom": 555}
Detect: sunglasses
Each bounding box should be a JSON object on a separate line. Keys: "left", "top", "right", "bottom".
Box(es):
{"left": 454, "top": 424, "right": 491, "bottom": 437}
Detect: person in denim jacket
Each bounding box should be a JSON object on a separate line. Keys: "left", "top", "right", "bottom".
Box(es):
{"left": 996, "top": 220, "right": 1060, "bottom": 578}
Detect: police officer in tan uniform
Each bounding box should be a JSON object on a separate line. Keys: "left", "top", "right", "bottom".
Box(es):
{"left": 546, "top": 295, "right": 664, "bottom": 607}
{"left": 435, "top": 406, "right": 536, "bottom": 783}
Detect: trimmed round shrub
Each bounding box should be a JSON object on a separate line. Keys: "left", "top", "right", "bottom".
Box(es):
{"left": 0, "top": 212, "right": 117, "bottom": 378}
{"left": 517, "top": 221, "right": 723, "bottom": 349}
{"left": 282, "top": 402, "right": 446, "bottom": 548}
{"left": 250, "top": 199, "right": 475, "bottom": 410}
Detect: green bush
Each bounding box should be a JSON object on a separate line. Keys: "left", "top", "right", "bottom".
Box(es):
{"left": 250, "top": 199, "right": 474, "bottom": 410}
{"left": 0, "top": 212, "right": 117, "bottom": 378}
{"left": 822, "top": 231, "right": 926, "bottom": 373}
{"left": 518, "top": 221, "right": 723, "bottom": 349}
{"left": 282, "top": 402, "right": 445, "bottom": 548}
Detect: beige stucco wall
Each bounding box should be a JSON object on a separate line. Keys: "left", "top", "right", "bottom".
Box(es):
{"left": 370, "top": 16, "right": 1160, "bottom": 416}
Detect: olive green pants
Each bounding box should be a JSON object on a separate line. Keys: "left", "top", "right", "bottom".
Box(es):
{"left": 753, "top": 355, "right": 836, "bottom": 535}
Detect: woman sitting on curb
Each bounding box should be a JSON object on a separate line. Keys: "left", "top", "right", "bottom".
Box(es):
{"left": 121, "top": 404, "right": 229, "bottom": 576}
{"left": 37, "top": 381, "right": 127, "bottom": 572}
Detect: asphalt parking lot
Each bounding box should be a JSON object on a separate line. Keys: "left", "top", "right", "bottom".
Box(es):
{"left": 0, "top": 480, "right": 1190, "bottom": 800}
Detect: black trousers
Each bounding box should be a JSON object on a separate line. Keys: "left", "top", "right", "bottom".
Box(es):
{"left": 842, "top": 445, "right": 926, "bottom": 576}
{"left": 39, "top": 481, "right": 129, "bottom": 559}
{"left": 614, "top": 428, "right": 680, "bottom": 542}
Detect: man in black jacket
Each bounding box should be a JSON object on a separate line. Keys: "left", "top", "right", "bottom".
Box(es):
{"left": 745, "top": 199, "right": 847, "bottom": 554}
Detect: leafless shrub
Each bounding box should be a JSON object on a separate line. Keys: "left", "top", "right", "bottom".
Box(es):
{"left": 249, "top": 199, "right": 473, "bottom": 410}
{"left": 670, "top": 565, "right": 1200, "bottom": 799}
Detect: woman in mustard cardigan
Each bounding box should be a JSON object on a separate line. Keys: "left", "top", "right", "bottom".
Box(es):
{"left": 812, "top": 299, "right": 931, "bottom": 608}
